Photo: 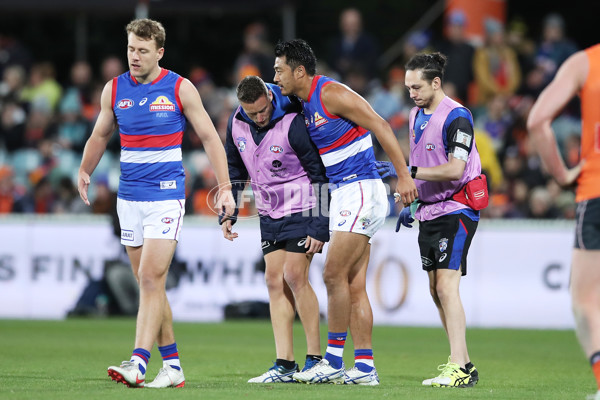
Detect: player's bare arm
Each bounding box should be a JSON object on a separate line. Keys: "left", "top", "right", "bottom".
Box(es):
{"left": 179, "top": 78, "right": 235, "bottom": 215}
{"left": 528, "top": 51, "right": 587, "bottom": 187}
{"left": 78, "top": 80, "right": 117, "bottom": 205}
{"left": 320, "top": 82, "right": 418, "bottom": 205}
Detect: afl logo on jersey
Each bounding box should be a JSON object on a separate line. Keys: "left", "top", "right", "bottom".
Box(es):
{"left": 426, "top": 143, "right": 436, "bottom": 151}
{"left": 161, "top": 217, "right": 174, "bottom": 224}
{"left": 270, "top": 145, "right": 284, "bottom": 153}
{"left": 117, "top": 99, "right": 134, "bottom": 109}
{"left": 150, "top": 95, "right": 175, "bottom": 112}
{"left": 340, "top": 210, "right": 351, "bottom": 217}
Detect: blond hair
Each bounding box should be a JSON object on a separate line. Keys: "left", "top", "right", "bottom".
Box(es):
{"left": 125, "top": 18, "right": 166, "bottom": 49}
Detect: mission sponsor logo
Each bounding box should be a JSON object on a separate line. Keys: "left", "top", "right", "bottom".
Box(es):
{"left": 314, "top": 112, "right": 327, "bottom": 128}
{"left": 117, "top": 99, "right": 134, "bottom": 109}
{"left": 149, "top": 95, "right": 176, "bottom": 112}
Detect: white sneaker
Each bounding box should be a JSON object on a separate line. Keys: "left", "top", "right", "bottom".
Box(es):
{"left": 248, "top": 363, "right": 298, "bottom": 383}
{"left": 145, "top": 362, "right": 185, "bottom": 388}
{"left": 344, "top": 366, "right": 380, "bottom": 385}
{"left": 422, "top": 376, "right": 435, "bottom": 386}
{"left": 586, "top": 390, "right": 600, "bottom": 400}
{"left": 107, "top": 360, "right": 145, "bottom": 388}
{"left": 293, "top": 359, "right": 344, "bottom": 384}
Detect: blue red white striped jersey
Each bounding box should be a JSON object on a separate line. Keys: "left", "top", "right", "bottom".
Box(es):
{"left": 112, "top": 68, "right": 186, "bottom": 201}
{"left": 301, "top": 75, "right": 379, "bottom": 186}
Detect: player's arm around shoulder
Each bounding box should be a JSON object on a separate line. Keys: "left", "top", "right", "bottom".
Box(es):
{"left": 319, "top": 81, "right": 385, "bottom": 132}
{"left": 320, "top": 81, "right": 416, "bottom": 205}
{"left": 319, "top": 81, "right": 403, "bottom": 163}
{"left": 78, "top": 80, "right": 117, "bottom": 206}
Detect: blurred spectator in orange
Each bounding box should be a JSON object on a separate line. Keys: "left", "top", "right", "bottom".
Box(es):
{"left": 435, "top": 9, "right": 475, "bottom": 104}
{"left": 0, "top": 165, "right": 21, "bottom": 213}
{"left": 232, "top": 22, "right": 274, "bottom": 83}
{"left": 191, "top": 167, "right": 218, "bottom": 216}
{"left": 327, "top": 8, "right": 380, "bottom": 81}
{"left": 81, "top": 82, "right": 104, "bottom": 127}
{"left": 28, "top": 139, "right": 57, "bottom": 186}
{"left": 473, "top": 18, "right": 521, "bottom": 105}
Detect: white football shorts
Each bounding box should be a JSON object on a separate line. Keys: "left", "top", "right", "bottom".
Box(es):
{"left": 116, "top": 198, "right": 185, "bottom": 246}
{"left": 329, "top": 179, "right": 388, "bottom": 238}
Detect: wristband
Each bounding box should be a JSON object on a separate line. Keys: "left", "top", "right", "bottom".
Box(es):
{"left": 410, "top": 166, "right": 418, "bottom": 179}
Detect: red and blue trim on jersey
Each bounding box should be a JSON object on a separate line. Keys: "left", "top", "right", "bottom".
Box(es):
{"left": 112, "top": 68, "right": 186, "bottom": 201}
{"left": 302, "top": 76, "right": 379, "bottom": 186}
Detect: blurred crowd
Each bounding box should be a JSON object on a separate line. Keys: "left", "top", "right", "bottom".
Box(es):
{"left": 0, "top": 8, "right": 582, "bottom": 220}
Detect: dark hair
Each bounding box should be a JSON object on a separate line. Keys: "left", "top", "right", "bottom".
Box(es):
{"left": 126, "top": 18, "right": 166, "bottom": 49}
{"left": 404, "top": 52, "right": 447, "bottom": 82}
{"left": 236, "top": 75, "right": 268, "bottom": 103}
{"left": 274, "top": 39, "right": 317, "bottom": 76}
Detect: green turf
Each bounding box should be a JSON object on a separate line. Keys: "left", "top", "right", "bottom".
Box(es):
{"left": 0, "top": 318, "right": 594, "bottom": 399}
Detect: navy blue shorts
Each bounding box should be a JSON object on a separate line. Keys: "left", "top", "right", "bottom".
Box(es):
{"left": 418, "top": 213, "right": 478, "bottom": 276}
{"left": 261, "top": 237, "right": 310, "bottom": 256}
{"left": 574, "top": 198, "right": 600, "bottom": 250}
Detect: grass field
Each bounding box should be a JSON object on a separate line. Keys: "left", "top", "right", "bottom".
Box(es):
{"left": 0, "top": 318, "right": 595, "bottom": 400}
